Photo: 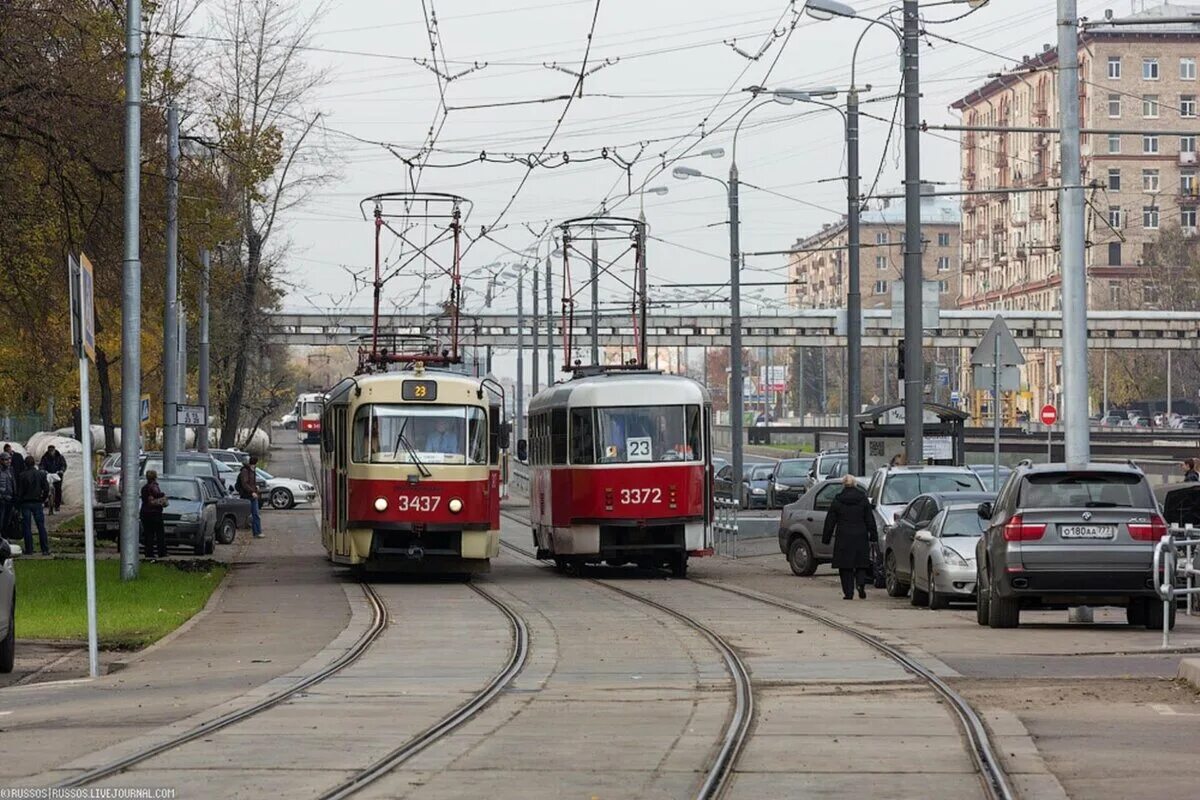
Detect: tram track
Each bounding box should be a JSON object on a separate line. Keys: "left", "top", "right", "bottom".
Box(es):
{"left": 497, "top": 507, "right": 1014, "bottom": 800}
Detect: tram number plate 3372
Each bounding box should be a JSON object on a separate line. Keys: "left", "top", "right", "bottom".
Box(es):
{"left": 619, "top": 488, "right": 662, "bottom": 505}
{"left": 396, "top": 495, "right": 441, "bottom": 513}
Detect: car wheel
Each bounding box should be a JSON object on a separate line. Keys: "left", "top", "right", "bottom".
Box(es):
{"left": 1126, "top": 598, "right": 1148, "bottom": 626}
{"left": 270, "top": 488, "right": 293, "bottom": 510}
{"left": 788, "top": 537, "right": 818, "bottom": 577}
{"left": 1145, "top": 597, "right": 1177, "bottom": 631}
{"left": 987, "top": 581, "right": 1020, "bottom": 628}
{"left": 1, "top": 604, "right": 14, "bottom": 674}
{"left": 217, "top": 517, "right": 237, "bottom": 545}
{"left": 909, "top": 558, "right": 928, "bottom": 605}
{"left": 928, "top": 562, "right": 950, "bottom": 610}
{"left": 975, "top": 565, "right": 990, "bottom": 626}
{"left": 885, "top": 551, "right": 910, "bottom": 597}
{"left": 204, "top": 533, "right": 215, "bottom": 555}
{"left": 193, "top": 535, "right": 207, "bottom": 556}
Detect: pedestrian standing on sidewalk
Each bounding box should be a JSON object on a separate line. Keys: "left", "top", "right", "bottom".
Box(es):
{"left": 39, "top": 445, "right": 66, "bottom": 514}
{"left": 822, "top": 474, "right": 877, "bottom": 600}
{"left": 1183, "top": 459, "right": 1199, "bottom": 483}
{"left": 0, "top": 453, "right": 16, "bottom": 539}
{"left": 140, "top": 469, "right": 168, "bottom": 558}
{"left": 238, "top": 456, "right": 263, "bottom": 539}
{"left": 3, "top": 444, "right": 24, "bottom": 480}
{"left": 16, "top": 455, "right": 50, "bottom": 556}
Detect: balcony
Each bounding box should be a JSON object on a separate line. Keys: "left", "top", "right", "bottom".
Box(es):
{"left": 1181, "top": 187, "right": 1200, "bottom": 205}
{"left": 975, "top": 223, "right": 989, "bottom": 239}
{"left": 1015, "top": 246, "right": 1029, "bottom": 260}
{"left": 1012, "top": 210, "right": 1029, "bottom": 226}
{"left": 1031, "top": 171, "right": 1049, "bottom": 187}
{"left": 962, "top": 257, "right": 976, "bottom": 273}
{"left": 992, "top": 219, "right": 1006, "bottom": 233}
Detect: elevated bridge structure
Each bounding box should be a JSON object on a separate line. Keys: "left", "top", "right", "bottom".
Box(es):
{"left": 268, "top": 308, "right": 1200, "bottom": 350}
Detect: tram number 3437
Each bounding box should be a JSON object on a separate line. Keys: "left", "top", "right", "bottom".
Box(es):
{"left": 618, "top": 488, "right": 662, "bottom": 505}
{"left": 396, "top": 495, "right": 441, "bottom": 512}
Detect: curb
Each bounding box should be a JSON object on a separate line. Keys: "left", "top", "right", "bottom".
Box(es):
{"left": 1179, "top": 657, "right": 1200, "bottom": 691}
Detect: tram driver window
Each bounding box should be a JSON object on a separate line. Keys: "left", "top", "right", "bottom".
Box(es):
{"left": 595, "top": 406, "right": 702, "bottom": 463}
{"left": 351, "top": 404, "right": 486, "bottom": 465}
{"left": 570, "top": 409, "right": 595, "bottom": 464}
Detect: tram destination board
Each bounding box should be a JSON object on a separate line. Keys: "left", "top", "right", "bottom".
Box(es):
{"left": 402, "top": 379, "right": 438, "bottom": 401}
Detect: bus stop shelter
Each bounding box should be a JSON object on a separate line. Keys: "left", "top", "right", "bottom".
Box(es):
{"left": 854, "top": 402, "right": 969, "bottom": 473}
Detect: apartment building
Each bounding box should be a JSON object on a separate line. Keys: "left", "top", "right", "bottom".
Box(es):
{"left": 953, "top": 3, "right": 1200, "bottom": 312}
{"left": 786, "top": 187, "right": 961, "bottom": 310}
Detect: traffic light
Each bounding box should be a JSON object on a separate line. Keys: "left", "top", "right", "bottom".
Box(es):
{"left": 897, "top": 339, "right": 906, "bottom": 380}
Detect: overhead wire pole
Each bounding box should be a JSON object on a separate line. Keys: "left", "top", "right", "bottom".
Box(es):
{"left": 545, "top": 254, "right": 554, "bottom": 380}
{"left": 532, "top": 261, "right": 540, "bottom": 393}
{"left": 590, "top": 236, "right": 600, "bottom": 364}
{"left": 846, "top": 88, "right": 862, "bottom": 473}
{"left": 516, "top": 270, "right": 525, "bottom": 443}
{"left": 1058, "top": 0, "right": 1089, "bottom": 465}
{"left": 163, "top": 102, "right": 181, "bottom": 475}
{"left": 198, "top": 248, "right": 210, "bottom": 453}
{"left": 901, "top": 0, "right": 924, "bottom": 465}
{"left": 119, "top": 0, "right": 143, "bottom": 580}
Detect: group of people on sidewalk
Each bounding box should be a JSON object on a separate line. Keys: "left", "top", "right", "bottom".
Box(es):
{"left": 137, "top": 455, "right": 264, "bottom": 559}
{"left": 0, "top": 443, "right": 66, "bottom": 556}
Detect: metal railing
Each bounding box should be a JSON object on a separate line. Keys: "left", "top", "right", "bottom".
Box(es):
{"left": 714, "top": 498, "right": 740, "bottom": 558}
{"left": 1151, "top": 526, "right": 1200, "bottom": 648}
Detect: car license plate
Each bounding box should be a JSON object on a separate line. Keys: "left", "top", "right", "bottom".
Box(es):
{"left": 1060, "top": 525, "right": 1116, "bottom": 539}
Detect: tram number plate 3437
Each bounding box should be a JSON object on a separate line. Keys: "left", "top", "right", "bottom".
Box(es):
{"left": 396, "top": 495, "right": 441, "bottom": 512}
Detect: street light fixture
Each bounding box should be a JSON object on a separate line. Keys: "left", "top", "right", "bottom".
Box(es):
{"left": 804, "top": 0, "right": 856, "bottom": 19}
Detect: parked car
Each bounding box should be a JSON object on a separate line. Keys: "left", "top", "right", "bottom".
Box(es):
{"left": 771, "top": 457, "right": 815, "bottom": 507}
{"left": 882, "top": 490, "right": 995, "bottom": 597}
{"left": 280, "top": 412, "right": 298, "bottom": 430}
{"left": 257, "top": 467, "right": 317, "bottom": 510}
{"left": 1, "top": 536, "right": 17, "bottom": 673}
{"left": 777, "top": 477, "right": 867, "bottom": 576}
{"left": 968, "top": 464, "right": 1012, "bottom": 492}
{"left": 208, "top": 448, "right": 249, "bottom": 469}
{"left": 975, "top": 461, "right": 1172, "bottom": 629}
{"left": 865, "top": 465, "right": 986, "bottom": 587}
{"left": 153, "top": 475, "right": 217, "bottom": 555}
{"left": 909, "top": 503, "right": 989, "bottom": 609}
{"left": 802, "top": 453, "right": 849, "bottom": 494}
{"left": 1180, "top": 417, "right": 1200, "bottom": 430}
{"left": 714, "top": 462, "right": 774, "bottom": 509}
{"left": 197, "top": 475, "right": 252, "bottom": 544}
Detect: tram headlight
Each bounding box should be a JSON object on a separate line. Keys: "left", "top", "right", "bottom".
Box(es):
{"left": 448, "top": 497, "right": 464, "bottom": 514}
{"left": 374, "top": 497, "right": 388, "bottom": 512}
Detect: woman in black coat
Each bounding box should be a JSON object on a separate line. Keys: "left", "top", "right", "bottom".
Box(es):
{"left": 821, "top": 474, "right": 878, "bottom": 599}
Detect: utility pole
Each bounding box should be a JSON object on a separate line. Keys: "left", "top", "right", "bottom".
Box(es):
{"left": 590, "top": 236, "right": 600, "bottom": 364}
{"left": 532, "top": 262, "right": 540, "bottom": 393}
{"left": 198, "top": 248, "right": 210, "bottom": 452}
{"left": 178, "top": 302, "right": 187, "bottom": 452}
{"left": 516, "top": 270, "right": 525, "bottom": 443}
{"left": 163, "top": 102, "right": 180, "bottom": 474}
{"left": 545, "top": 255, "right": 554, "bottom": 380}
{"left": 119, "top": 0, "right": 143, "bottom": 580}
{"left": 901, "top": 0, "right": 924, "bottom": 465}
{"left": 638, "top": 222, "right": 649, "bottom": 368}
{"left": 1057, "top": 0, "right": 1089, "bottom": 465}
{"left": 729, "top": 163, "right": 745, "bottom": 491}
{"left": 846, "top": 87, "right": 863, "bottom": 473}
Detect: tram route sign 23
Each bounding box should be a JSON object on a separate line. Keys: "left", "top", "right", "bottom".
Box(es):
{"left": 402, "top": 380, "right": 438, "bottom": 401}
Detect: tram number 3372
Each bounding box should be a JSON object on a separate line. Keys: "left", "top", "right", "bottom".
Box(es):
{"left": 396, "top": 495, "right": 441, "bottom": 512}
{"left": 618, "top": 488, "right": 662, "bottom": 505}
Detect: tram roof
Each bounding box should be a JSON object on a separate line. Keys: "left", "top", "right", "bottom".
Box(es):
{"left": 528, "top": 371, "right": 709, "bottom": 411}
{"left": 324, "top": 369, "right": 497, "bottom": 406}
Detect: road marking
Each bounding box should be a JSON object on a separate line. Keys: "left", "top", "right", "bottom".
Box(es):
{"left": 0, "top": 711, "right": 12, "bottom": 716}
{"left": 1150, "top": 703, "right": 1200, "bottom": 717}
{"left": 5, "top": 677, "right": 94, "bottom": 690}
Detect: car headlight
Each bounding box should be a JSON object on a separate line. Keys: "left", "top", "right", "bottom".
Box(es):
{"left": 774, "top": 482, "right": 788, "bottom": 492}
{"left": 448, "top": 497, "right": 463, "bottom": 514}
{"left": 751, "top": 488, "right": 766, "bottom": 495}
{"left": 940, "top": 547, "right": 968, "bottom": 567}
{"left": 301, "top": 483, "right": 315, "bottom": 491}
{"left": 180, "top": 512, "right": 200, "bottom": 522}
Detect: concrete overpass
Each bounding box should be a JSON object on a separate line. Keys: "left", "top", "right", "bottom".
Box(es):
{"left": 267, "top": 308, "right": 1200, "bottom": 349}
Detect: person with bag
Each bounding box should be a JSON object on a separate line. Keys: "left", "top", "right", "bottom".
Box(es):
{"left": 237, "top": 457, "right": 263, "bottom": 539}
{"left": 0, "top": 453, "right": 16, "bottom": 540}
{"left": 39, "top": 445, "right": 67, "bottom": 514}
{"left": 821, "top": 474, "right": 878, "bottom": 600}
{"left": 16, "top": 456, "right": 50, "bottom": 556}
{"left": 140, "top": 469, "right": 169, "bottom": 558}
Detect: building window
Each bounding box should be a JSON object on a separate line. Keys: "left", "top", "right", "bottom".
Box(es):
{"left": 1144, "top": 58, "right": 1160, "bottom": 80}
{"left": 937, "top": 232, "right": 951, "bottom": 246}
{"left": 937, "top": 280, "right": 949, "bottom": 294}
{"left": 1108, "top": 242, "right": 1122, "bottom": 266}
{"left": 1183, "top": 169, "right": 1197, "bottom": 195}
{"left": 875, "top": 232, "right": 888, "bottom": 245}
{"left": 1143, "top": 134, "right": 1159, "bottom": 154}
{"left": 1143, "top": 95, "right": 1160, "bottom": 118}
{"left": 937, "top": 256, "right": 951, "bottom": 271}
{"left": 1184, "top": 208, "right": 1197, "bottom": 228}
{"left": 1184, "top": 95, "right": 1198, "bottom": 118}
{"left": 1142, "top": 169, "right": 1160, "bottom": 192}
{"left": 1183, "top": 57, "right": 1197, "bottom": 80}
{"left": 1107, "top": 168, "right": 1121, "bottom": 190}
{"left": 1143, "top": 205, "right": 1160, "bottom": 229}
{"left": 1109, "top": 56, "right": 1122, "bottom": 79}
{"left": 1108, "top": 94, "right": 1121, "bottom": 117}
{"left": 875, "top": 255, "right": 887, "bottom": 270}
{"left": 1183, "top": 135, "right": 1197, "bottom": 154}
{"left": 873, "top": 280, "right": 889, "bottom": 294}
{"left": 1108, "top": 133, "right": 1122, "bottom": 154}
{"left": 1108, "top": 206, "right": 1122, "bottom": 228}
{"left": 1109, "top": 282, "right": 1121, "bottom": 305}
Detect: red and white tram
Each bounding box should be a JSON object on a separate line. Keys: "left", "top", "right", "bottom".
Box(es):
{"left": 526, "top": 369, "right": 713, "bottom": 577}
{"left": 296, "top": 392, "right": 323, "bottom": 444}
{"left": 319, "top": 366, "right": 505, "bottom": 574}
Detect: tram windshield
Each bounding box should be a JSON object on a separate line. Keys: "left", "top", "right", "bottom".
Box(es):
{"left": 352, "top": 404, "right": 487, "bottom": 465}
{"left": 591, "top": 405, "right": 701, "bottom": 464}
{"left": 300, "top": 401, "right": 321, "bottom": 417}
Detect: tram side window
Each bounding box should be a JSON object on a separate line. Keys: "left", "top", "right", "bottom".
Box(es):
{"left": 569, "top": 409, "right": 595, "bottom": 464}
{"left": 321, "top": 412, "right": 333, "bottom": 454}
{"left": 551, "top": 408, "right": 568, "bottom": 465}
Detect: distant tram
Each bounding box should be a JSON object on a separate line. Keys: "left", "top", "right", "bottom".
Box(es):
{"left": 526, "top": 369, "right": 713, "bottom": 577}
{"left": 318, "top": 366, "right": 505, "bottom": 574}
{"left": 295, "top": 392, "right": 323, "bottom": 444}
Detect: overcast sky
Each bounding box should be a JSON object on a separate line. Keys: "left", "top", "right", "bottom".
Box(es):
{"left": 207, "top": 0, "right": 1140, "bottom": 370}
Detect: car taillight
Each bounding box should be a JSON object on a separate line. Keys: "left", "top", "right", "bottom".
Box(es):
{"left": 1003, "top": 514, "right": 1046, "bottom": 542}
{"left": 1128, "top": 514, "right": 1167, "bottom": 541}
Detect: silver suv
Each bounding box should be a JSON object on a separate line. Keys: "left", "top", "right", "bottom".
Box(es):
{"left": 975, "top": 462, "right": 1170, "bottom": 630}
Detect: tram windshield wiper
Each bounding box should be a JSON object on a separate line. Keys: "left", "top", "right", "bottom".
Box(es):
{"left": 392, "top": 419, "right": 432, "bottom": 478}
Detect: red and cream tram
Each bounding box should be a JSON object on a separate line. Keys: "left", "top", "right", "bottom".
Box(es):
{"left": 296, "top": 392, "right": 323, "bottom": 444}
{"left": 526, "top": 369, "right": 713, "bottom": 577}
{"left": 319, "top": 365, "right": 504, "bottom": 574}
